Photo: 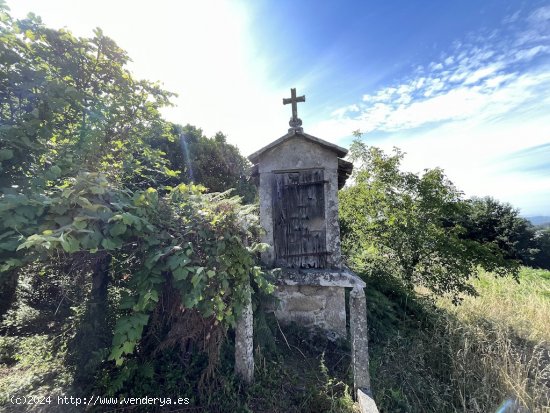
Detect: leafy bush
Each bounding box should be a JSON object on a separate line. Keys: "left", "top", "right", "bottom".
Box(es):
{"left": 3, "top": 173, "right": 271, "bottom": 389}
{"left": 0, "top": 4, "right": 269, "bottom": 407}
{"left": 340, "top": 139, "right": 520, "bottom": 301}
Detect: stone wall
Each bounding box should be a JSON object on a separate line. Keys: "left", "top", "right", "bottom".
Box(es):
{"left": 273, "top": 285, "right": 347, "bottom": 338}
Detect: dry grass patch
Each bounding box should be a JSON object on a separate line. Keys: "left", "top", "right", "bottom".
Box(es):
{"left": 368, "top": 267, "right": 550, "bottom": 412}
{"left": 435, "top": 267, "right": 550, "bottom": 412}
{"left": 438, "top": 267, "right": 550, "bottom": 343}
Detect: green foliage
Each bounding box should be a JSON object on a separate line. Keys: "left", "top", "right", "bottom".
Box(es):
{"left": 339, "top": 139, "right": 520, "bottom": 300}
{"left": 312, "top": 353, "right": 356, "bottom": 413}
{"left": 532, "top": 228, "right": 550, "bottom": 269}
{"left": 152, "top": 124, "right": 258, "bottom": 203}
{"left": 249, "top": 322, "right": 357, "bottom": 413}
{"left": 0, "top": 4, "right": 274, "bottom": 411}
{"left": 95, "top": 339, "right": 246, "bottom": 413}
{"left": 461, "top": 196, "right": 544, "bottom": 267}
{"left": 0, "top": 5, "right": 269, "bottom": 393}
{"left": 5, "top": 172, "right": 270, "bottom": 368}
{"left": 0, "top": 335, "right": 17, "bottom": 364}
{"left": 0, "top": 4, "right": 179, "bottom": 319}
{"left": 0, "top": 6, "right": 174, "bottom": 192}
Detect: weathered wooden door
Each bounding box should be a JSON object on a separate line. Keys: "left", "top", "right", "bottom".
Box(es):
{"left": 272, "top": 169, "right": 328, "bottom": 268}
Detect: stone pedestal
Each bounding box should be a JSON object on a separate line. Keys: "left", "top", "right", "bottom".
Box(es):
{"left": 350, "top": 286, "right": 371, "bottom": 394}
{"left": 274, "top": 285, "right": 346, "bottom": 338}
{"left": 234, "top": 285, "right": 254, "bottom": 383}
{"left": 272, "top": 268, "right": 365, "bottom": 339}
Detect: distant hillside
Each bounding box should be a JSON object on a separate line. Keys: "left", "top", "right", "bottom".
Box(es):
{"left": 526, "top": 216, "right": 550, "bottom": 226}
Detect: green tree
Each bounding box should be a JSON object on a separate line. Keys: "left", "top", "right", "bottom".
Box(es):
{"left": 0, "top": 7, "right": 174, "bottom": 192}
{"left": 461, "top": 197, "right": 540, "bottom": 266}
{"left": 13, "top": 173, "right": 270, "bottom": 384}
{"left": 0, "top": 3, "right": 175, "bottom": 313}
{"left": 0, "top": 4, "right": 270, "bottom": 393}
{"left": 0, "top": 3, "right": 181, "bottom": 386}
{"left": 339, "top": 140, "right": 519, "bottom": 300}
{"left": 532, "top": 228, "right": 550, "bottom": 269}
{"left": 151, "top": 124, "right": 257, "bottom": 203}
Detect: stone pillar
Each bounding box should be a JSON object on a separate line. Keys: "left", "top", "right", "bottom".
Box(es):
{"left": 234, "top": 285, "right": 254, "bottom": 383}
{"left": 350, "top": 286, "right": 371, "bottom": 395}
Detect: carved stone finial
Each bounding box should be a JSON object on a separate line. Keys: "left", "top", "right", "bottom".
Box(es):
{"left": 283, "top": 88, "right": 305, "bottom": 132}
{"left": 289, "top": 116, "right": 303, "bottom": 129}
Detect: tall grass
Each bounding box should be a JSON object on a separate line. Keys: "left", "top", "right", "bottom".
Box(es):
{"left": 436, "top": 267, "right": 550, "bottom": 412}
{"left": 441, "top": 267, "right": 550, "bottom": 343}
{"left": 367, "top": 267, "right": 550, "bottom": 413}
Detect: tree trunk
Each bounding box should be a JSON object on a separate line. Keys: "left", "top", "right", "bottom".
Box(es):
{"left": 71, "top": 254, "right": 111, "bottom": 389}
{"left": 0, "top": 270, "right": 18, "bottom": 320}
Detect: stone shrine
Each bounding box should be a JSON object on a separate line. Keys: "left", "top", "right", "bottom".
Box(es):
{"left": 234, "top": 88, "right": 377, "bottom": 412}
{"left": 238, "top": 89, "right": 376, "bottom": 412}
{"left": 248, "top": 88, "right": 365, "bottom": 340}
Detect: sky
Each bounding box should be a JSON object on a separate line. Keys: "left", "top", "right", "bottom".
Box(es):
{"left": 6, "top": 0, "right": 550, "bottom": 216}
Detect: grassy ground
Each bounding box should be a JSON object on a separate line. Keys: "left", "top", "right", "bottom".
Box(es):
{"left": 0, "top": 319, "right": 77, "bottom": 412}
{"left": 435, "top": 267, "right": 550, "bottom": 412}
{"left": 0, "top": 307, "right": 358, "bottom": 412}
{"left": 2, "top": 267, "right": 548, "bottom": 412}
{"left": 367, "top": 267, "right": 550, "bottom": 413}
{"left": 439, "top": 267, "right": 550, "bottom": 342}
{"left": 247, "top": 322, "right": 359, "bottom": 413}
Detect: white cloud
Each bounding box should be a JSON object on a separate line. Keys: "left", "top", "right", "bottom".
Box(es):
{"left": 513, "top": 45, "right": 550, "bottom": 62}
{"left": 463, "top": 65, "right": 501, "bottom": 84}
{"left": 528, "top": 5, "right": 550, "bottom": 23}
{"left": 503, "top": 10, "right": 521, "bottom": 25}
{"left": 414, "top": 77, "right": 426, "bottom": 89}
{"left": 313, "top": 5, "right": 550, "bottom": 214}
{"left": 324, "top": 3, "right": 550, "bottom": 135}
{"left": 444, "top": 56, "right": 455, "bottom": 65}
{"left": 370, "top": 113, "right": 550, "bottom": 215}
{"left": 331, "top": 104, "right": 360, "bottom": 118}
{"left": 325, "top": 70, "right": 550, "bottom": 136}
{"left": 484, "top": 73, "right": 516, "bottom": 88}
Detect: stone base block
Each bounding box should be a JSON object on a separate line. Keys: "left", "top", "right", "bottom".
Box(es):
{"left": 273, "top": 285, "right": 346, "bottom": 338}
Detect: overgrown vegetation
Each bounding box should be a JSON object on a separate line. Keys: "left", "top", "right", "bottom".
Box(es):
{"left": 248, "top": 322, "right": 358, "bottom": 413}
{"left": 365, "top": 267, "right": 550, "bottom": 413}
{"left": 153, "top": 124, "right": 258, "bottom": 204}
{"left": 0, "top": 4, "right": 266, "bottom": 411}
{"left": 1, "top": 3, "right": 549, "bottom": 412}
{"left": 340, "top": 137, "right": 549, "bottom": 411}
{"left": 1, "top": 288, "right": 359, "bottom": 412}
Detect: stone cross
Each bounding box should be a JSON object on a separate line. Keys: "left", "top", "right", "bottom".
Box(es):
{"left": 283, "top": 88, "right": 305, "bottom": 130}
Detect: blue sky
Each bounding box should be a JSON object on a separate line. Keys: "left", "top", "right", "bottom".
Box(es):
{"left": 7, "top": 0, "right": 550, "bottom": 216}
